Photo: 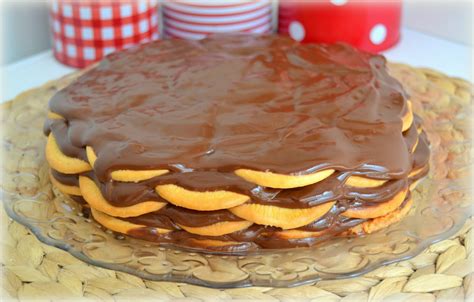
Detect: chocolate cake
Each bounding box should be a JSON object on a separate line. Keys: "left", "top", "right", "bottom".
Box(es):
{"left": 44, "top": 35, "right": 429, "bottom": 252}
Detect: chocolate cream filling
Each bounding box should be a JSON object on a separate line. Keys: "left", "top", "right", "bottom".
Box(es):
{"left": 50, "top": 134, "right": 428, "bottom": 237}
{"left": 49, "top": 128, "right": 428, "bottom": 209}
{"left": 124, "top": 192, "right": 412, "bottom": 251}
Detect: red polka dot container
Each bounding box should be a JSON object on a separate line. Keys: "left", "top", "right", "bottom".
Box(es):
{"left": 163, "top": 0, "right": 274, "bottom": 40}
{"left": 278, "top": 0, "right": 401, "bottom": 53}
{"left": 50, "top": 0, "right": 160, "bottom": 68}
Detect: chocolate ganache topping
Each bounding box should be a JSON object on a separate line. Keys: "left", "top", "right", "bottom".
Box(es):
{"left": 47, "top": 35, "right": 411, "bottom": 184}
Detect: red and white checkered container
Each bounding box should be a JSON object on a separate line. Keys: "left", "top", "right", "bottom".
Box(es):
{"left": 50, "top": 0, "right": 160, "bottom": 68}
{"left": 163, "top": 0, "right": 274, "bottom": 40}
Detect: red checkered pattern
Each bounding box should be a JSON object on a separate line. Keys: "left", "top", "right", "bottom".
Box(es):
{"left": 50, "top": 0, "right": 159, "bottom": 68}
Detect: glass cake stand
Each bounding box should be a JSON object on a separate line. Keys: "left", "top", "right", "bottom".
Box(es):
{"left": 2, "top": 64, "right": 472, "bottom": 288}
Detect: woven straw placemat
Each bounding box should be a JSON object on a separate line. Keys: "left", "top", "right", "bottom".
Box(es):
{"left": 1, "top": 63, "right": 473, "bottom": 301}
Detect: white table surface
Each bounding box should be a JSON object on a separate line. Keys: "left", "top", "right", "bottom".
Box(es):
{"left": 1, "top": 28, "right": 472, "bottom": 103}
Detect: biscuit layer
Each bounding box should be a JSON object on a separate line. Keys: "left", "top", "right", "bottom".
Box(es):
{"left": 178, "top": 221, "right": 253, "bottom": 236}
{"left": 91, "top": 208, "right": 171, "bottom": 234}
{"left": 155, "top": 184, "right": 249, "bottom": 211}
{"left": 86, "top": 146, "right": 169, "bottom": 182}
{"left": 47, "top": 111, "right": 64, "bottom": 119}
{"left": 234, "top": 169, "right": 335, "bottom": 189}
{"left": 49, "top": 170, "right": 81, "bottom": 196}
{"left": 402, "top": 101, "right": 414, "bottom": 132}
{"left": 341, "top": 188, "right": 408, "bottom": 219}
{"left": 345, "top": 176, "right": 387, "bottom": 188}
{"left": 46, "top": 134, "right": 91, "bottom": 174}
{"left": 79, "top": 176, "right": 166, "bottom": 217}
{"left": 347, "top": 196, "right": 414, "bottom": 235}
{"left": 229, "top": 202, "right": 335, "bottom": 229}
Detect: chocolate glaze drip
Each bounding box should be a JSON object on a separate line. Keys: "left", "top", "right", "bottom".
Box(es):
{"left": 296, "top": 202, "right": 363, "bottom": 231}
{"left": 48, "top": 147, "right": 424, "bottom": 248}
{"left": 413, "top": 132, "right": 430, "bottom": 170}
{"left": 125, "top": 221, "right": 350, "bottom": 251}
{"left": 98, "top": 169, "right": 408, "bottom": 208}
{"left": 47, "top": 35, "right": 412, "bottom": 186}
{"left": 51, "top": 169, "right": 78, "bottom": 187}
{"left": 106, "top": 145, "right": 427, "bottom": 233}
{"left": 51, "top": 135, "right": 428, "bottom": 209}
{"left": 50, "top": 119, "right": 87, "bottom": 162}
{"left": 125, "top": 205, "right": 243, "bottom": 229}
{"left": 126, "top": 193, "right": 411, "bottom": 251}
{"left": 70, "top": 195, "right": 86, "bottom": 205}
{"left": 53, "top": 160, "right": 425, "bottom": 234}
{"left": 122, "top": 178, "right": 417, "bottom": 232}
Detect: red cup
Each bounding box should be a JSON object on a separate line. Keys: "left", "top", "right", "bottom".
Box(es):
{"left": 50, "top": 0, "right": 160, "bottom": 68}
{"left": 163, "top": 0, "right": 274, "bottom": 40}
{"left": 278, "top": 0, "right": 402, "bottom": 53}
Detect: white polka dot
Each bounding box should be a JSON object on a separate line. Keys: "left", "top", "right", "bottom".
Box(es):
{"left": 289, "top": 21, "right": 305, "bottom": 42}
{"left": 370, "top": 24, "right": 387, "bottom": 45}
{"left": 330, "top": 0, "right": 348, "bottom": 6}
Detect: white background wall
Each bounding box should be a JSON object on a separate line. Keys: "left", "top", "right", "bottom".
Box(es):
{"left": 1, "top": 0, "right": 472, "bottom": 65}
{"left": 1, "top": 1, "right": 51, "bottom": 65}
{"left": 403, "top": 0, "right": 472, "bottom": 45}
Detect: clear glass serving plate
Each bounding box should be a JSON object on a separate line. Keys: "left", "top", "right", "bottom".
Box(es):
{"left": 1, "top": 64, "right": 472, "bottom": 288}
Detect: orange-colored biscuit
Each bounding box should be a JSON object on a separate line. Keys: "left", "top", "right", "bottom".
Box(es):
{"left": 409, "top": 166, "right": 427, "bottom": 178}
{"left": 278, "top": 195, "right": 414, "bottom": 239}
{"left": 178, "top": 221, "right": 253, "bottom": 236}
{"left": 411, "top": 136, "right": 419, "bottom": 153}
{"left": 155, "top": 184, "right": 249, "bottom": 211}
{"left": 92, "top": 209, "right": 240, "bottom": 248}
{"left": 110, "top": 170, "right": 169, "bottom": 182}
{"left": 49, "top": 170, "right": 81, "bottom": 196}
{"left": 409, "top": 178, "right": 422, "bottom": 191}
{"left": 85, "top": 146, "right": 97, "bottom": 167}
{"left": 229, "top": 201, "right": 335, "bottom": 229}
{"left": 47, "top": 111, "right": 64, "bottom": 119}
{"left": 402, "top": 101, "right": 414, "bottom": 132}
{"left": 86, "top": 146, "right": 169, "bottom": 182}
{"left": 341, "top": 188, "right": 408, "bottom": 219}
{"left": 45, "top": 134, "right": 92, "bottom": 174}
{"left": 91, "top": 208, "right": 171, "bottom": 235}
{"left": 92, "top": 209, "right": 243, "bottom": 245}
{"left": 186, "top": 238, "right": 240, "bottom": 248}
{"left": 415, "top": 119, "right": 423, "bottom": 134}
{"left": 275, "top": 229, "right": 327, "bottom": 240}
{"left": 79, "top": 176, "right": 166, "bottom": 217}
{"left": 234, "top": 168, "right": 335, "bottom": 189}
{"left": 345, "top": 176, "right": 387, "bottom": 188}
{"left": 347, "top": 196, "right": 413, "bottom": 235}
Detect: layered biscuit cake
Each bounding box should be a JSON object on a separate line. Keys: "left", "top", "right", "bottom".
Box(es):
{"left": 44, "top": 35, "right": 429, "bottom": 252}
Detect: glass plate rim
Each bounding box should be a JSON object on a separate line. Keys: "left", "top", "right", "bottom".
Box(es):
{"left": 3, "top": 189, "right": 470, "bottom": 288}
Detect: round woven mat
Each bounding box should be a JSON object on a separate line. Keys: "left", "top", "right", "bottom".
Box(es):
{"left": 1, "top": 63, "right": 473, "bottom": 301}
